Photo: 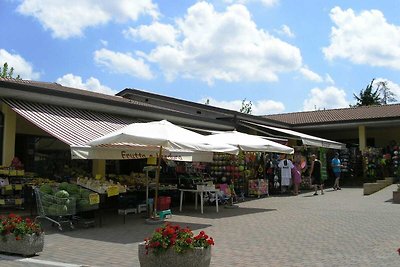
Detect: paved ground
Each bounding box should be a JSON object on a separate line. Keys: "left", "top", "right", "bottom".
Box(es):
{"left": 0, "top": 184, "right": 399, "bottom": 267}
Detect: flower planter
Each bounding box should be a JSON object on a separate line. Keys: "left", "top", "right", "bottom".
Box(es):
{"left": 138, "top": 242, "right": 211, "bottom": 267}
{"left": 0, "top": 233, "right": 44, "bottom": 256}
{"left": 393, "top": 191, "right": 400, "bottom": 204}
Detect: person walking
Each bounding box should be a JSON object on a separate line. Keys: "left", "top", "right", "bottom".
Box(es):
{"left": 291, "top": 161, "right": 302, "bottom": 195}
{"left": 309, "top": 154, "right": 323, "bottom": 195}
{"left": 332, "top": 152, "right": 342, "bottom": 190}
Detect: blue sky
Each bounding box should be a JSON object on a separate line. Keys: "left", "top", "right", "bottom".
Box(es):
{"left": 1, "top": 0, "right": 400, "bottom": 115}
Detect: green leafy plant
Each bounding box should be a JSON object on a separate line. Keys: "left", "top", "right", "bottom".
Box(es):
{"left": 0, "top": 214, "right": 43, "bottom": 241}
{"left": 144, "top": 223, "right": 214, "bottom": 254}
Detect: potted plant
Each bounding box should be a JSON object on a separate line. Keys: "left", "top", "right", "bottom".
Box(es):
{"left": 138, "top": 223, "right": 214, "bottom": 267}
{"left": 393, "top": 185, "right": 400, "bottom": 204}
{"left": 0, "top": 214, "right": 44, "bottom": 256}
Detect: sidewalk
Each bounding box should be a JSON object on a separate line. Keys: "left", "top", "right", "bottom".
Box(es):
{"left": 1, "top": 185, "right": 399, "bottom": 267}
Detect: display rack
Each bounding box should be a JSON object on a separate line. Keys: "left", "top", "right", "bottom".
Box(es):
{"left": 0, "top": 169, "right": 25, "bottom": 209}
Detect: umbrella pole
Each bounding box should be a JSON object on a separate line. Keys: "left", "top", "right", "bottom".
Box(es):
{"left": 153, "top": 146, "right": 162, "bottom": 217}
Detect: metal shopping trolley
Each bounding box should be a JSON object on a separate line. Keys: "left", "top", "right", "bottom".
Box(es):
{"left": 34, "top": 187, "right": 76, "bottom": 231}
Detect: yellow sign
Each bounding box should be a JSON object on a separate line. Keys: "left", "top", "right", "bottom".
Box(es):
{"left": 0, "top": 199, "right": 4, "bottom": 205}
{"left": 107, "top": 185, "right": 119, "bottom": 197}
{"left": 9, "top": 170, "right": 17, "bottom": 176}
{"left": 95, "top": 174, "right": 102, "bottom": 180}
{"left": 14, "top": 184, "right": 22, "bottom": 190}
{"left": 15, "top": 199, "right": 23, "bottom": 205}
{"left": 89, "top": 193, "right": 100, "bottom": 205}
{"left": 5, "top": 185, "right": 12, "bottom": 191}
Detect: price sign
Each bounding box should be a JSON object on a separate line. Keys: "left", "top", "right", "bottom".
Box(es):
{"left": 95, "top": 174, "right": 102, "bottom": 180}
{"left": 5, "top": 185, "right": 12, "bottom": 191}
{"left": 15, "top": 199, "right": 23, "bottom": 205}
{"left": 107, "top": 185, "right": 119, "bottom": 197}
{"left": 14, "top": 184, "right": 22, "bottom": 190}
{"left": 0, "top": 199, "right": 5, "bottom": 205}
{"left": 89, "top": 193, "right": 100, "bottom": 205}
{"left": 9, "top": 170, "right": 17, "bottom": 176}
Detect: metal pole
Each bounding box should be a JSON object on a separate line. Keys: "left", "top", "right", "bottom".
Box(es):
{"left": 153, "top": 146, "right": 162, "bottom": 217}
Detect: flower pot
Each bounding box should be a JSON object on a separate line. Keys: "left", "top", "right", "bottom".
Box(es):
{"left": 393, "top": 191, "right": 400, "bottom": 204}
{"left": 138, "top": 242, "right": 211, "bottom": 267}
{"left": 0, "top": 233, "right": 44, "bottom": 256}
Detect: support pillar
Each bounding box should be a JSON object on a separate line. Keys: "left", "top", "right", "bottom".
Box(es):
{"left": 2, "top": 104, "right": 16, "bottom": 166}
{"left": 92, "top": 159, "right": 106, "bottom": 178}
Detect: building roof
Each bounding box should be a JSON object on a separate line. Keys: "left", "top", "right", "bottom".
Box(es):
{"left": 0, "top": 78, "right": 235, "bottom": 131}
{"left": 263, "top": 104, "right": 400, "bottom": 126}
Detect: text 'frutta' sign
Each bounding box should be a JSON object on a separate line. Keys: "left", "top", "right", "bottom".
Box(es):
{"left": 120, "top": 151, "right": 183, "bottom": 161}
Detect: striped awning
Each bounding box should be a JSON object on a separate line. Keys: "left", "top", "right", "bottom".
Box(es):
{"left": 2, "top": 98, "right": 137, "bottom": 146}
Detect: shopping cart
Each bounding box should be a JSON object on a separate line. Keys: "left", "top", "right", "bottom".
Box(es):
{"left": 34, "top": 187, "right": 76, "bottom": 231}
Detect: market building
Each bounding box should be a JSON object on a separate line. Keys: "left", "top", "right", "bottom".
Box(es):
{"left": 1, "top": 77, "right": 396, "bottom": 219}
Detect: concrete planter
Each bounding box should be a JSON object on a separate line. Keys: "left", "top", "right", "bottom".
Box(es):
{"left": 393, "top": 191, "right": 400, "bottom": 204}
{"left": 0, "top": 233, "right": 44, "bottom": 256}
{"left": 138, "top": 242, "right": 211, "bottom": 267}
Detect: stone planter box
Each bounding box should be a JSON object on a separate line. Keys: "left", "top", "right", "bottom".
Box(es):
{"left": 0, "top": 233, "right": 44, "bottom": 256}
{"left": 393, "top": 191, "right": 400, "bottom": 204}
{"left": 138, "top": 242, "right": 211, "bottom": 267}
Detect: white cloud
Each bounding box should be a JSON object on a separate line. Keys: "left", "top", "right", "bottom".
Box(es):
{"left": 143, "top": 2, "right": 301, "bottom": 84}
{"left": 94, "top": 48, "right": 154, "bottom": 79}
{"left": 323, "top": 7, "right": 400, "bottom": 69}
{"left": 325, "top": 74, "right": 335, "bottom": 84}
{"left": 299, "top": 67, "right": 323, "bottom": 82}
{"left": 200, "top": 97, "right": 285, "bottom": 115}
{"left": 123, "top": 22, "right": 178, "bottom": 45}
{"left": 275, "top": 24, "right": 295, "bottom": 38}
{"left": 17, "top": 0, "right": 159, "bottom": 39}
{"left": 303, "top": 86, "right": 348, "bottom": 111}
{"left": 223, "top": 0, "right": 279, "bottom": 7}
{"left": 56, "top": 74, "right": 116, "bottom": 95}
{"left": 0, "top": 49, "right": 40, "bottom": 80}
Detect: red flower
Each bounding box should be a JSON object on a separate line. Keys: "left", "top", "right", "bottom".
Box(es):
{"left": 186, "top": 238, "right": 192, "bottom": 244}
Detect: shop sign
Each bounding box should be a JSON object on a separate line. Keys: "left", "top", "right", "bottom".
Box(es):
{"left": 107, "top": 186, "right": 119, "bottom": 197}
{"left": 14, "top": 184, "right": 22, "bottom": 190}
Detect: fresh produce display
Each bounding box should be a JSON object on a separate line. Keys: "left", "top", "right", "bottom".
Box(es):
{"left": 38, "top": 182, "right": 100, "bottom": 215}
{"left": 77, "top": 177, "right": 126, "bottom": 194}
{"left": 39, "top": 184, "right": 75, "bottom": 216}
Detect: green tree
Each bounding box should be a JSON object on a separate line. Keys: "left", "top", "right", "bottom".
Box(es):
{"left": 353, "top": 79, "right": 381, "bottom": 106}
{"left": 0, "top": 62, "right": 21, "bottom": 79}
{"left": 376, "top": 80, "right": 397, "bottom": 104}
{"left": 239, "top": 98, "right": 252, "bottom": 114}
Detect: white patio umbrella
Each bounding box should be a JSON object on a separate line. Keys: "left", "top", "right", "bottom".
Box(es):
{"left": 88, "top": 120, "right": 238, "bottom": 219}
{"left": 204, "top": 131, "right": 294, "bottom": 154}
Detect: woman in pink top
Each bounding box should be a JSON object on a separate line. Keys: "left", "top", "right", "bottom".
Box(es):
{"left": 291, "top": 162, "right": 302, "bottom": 195}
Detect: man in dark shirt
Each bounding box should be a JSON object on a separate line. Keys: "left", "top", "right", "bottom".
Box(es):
{"left": 309, "top": 154, "right": 324, "bottom": 196}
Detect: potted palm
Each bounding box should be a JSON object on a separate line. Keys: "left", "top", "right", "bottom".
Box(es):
{"left": 0, "top": 214, "right": 44, "bottom": 256}
{"left": 138, "top": 223, "right": 214, "bottom": 267}
{"left": 393, "top": 185, "right": 400, "bottom": 204}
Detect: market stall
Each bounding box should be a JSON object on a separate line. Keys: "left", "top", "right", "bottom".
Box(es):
{"left": 87, "top": 120, "right": 238, "bottom": 220}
